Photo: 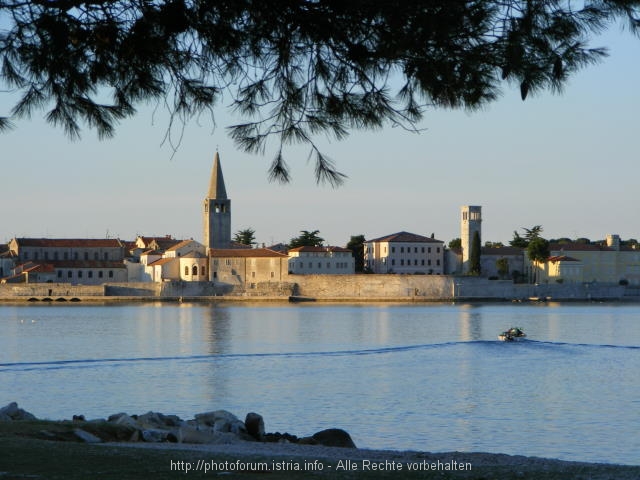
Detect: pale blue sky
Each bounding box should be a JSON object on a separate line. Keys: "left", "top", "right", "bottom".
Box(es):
{"left": 1, "top": 29, "right": 638, "bottom": 247}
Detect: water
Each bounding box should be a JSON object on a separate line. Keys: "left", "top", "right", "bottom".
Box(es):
{"left": 0, "top": 302, "right": 638, "bottom": 465}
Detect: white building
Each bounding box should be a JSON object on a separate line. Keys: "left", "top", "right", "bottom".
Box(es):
{"left": 287, "top": 246, "right": 355, "bottom": 274}
{"left": 364, "top": 231, "right": 445, "bottom": 274}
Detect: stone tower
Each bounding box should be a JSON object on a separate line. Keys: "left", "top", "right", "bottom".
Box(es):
{"left": 203, "top": 152, "right": 231, "bottom": 252}
{"left": 461, "top": 205, "right": 482, "bottom": 273}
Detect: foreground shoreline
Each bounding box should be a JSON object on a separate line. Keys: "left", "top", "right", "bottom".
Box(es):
{"left": 1, "top": 414, "right": 638, "bottom": 479}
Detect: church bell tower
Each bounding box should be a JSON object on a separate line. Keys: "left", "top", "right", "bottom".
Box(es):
{"left": 460, "top": 205, "right": 482, "bottom": 274}
{"left": 203, "top": 152, "right": 231, "bottom": 252}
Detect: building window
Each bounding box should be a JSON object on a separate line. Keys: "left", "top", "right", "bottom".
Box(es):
{"left": 108, "top": 270, "right": 113, "bottom": 278}
{"left": 213, "top": 271, "right": 217, "bottom": 278}
{"left": 74, "top": 252, "right": 78, "bottom": 260}
{"left": 88, "top": 271, "right": 93, "bottom": 278}
{"left": 437, "top": 259, "right": 441, "bottom": 266}
{"left": 437, "top": 247, "right": 441, "bottom": 253}
{"left": 414, "top": 259, "right": 418, "bottom": 265}
{"left": 421, "top": 260, "right": 425, "bottom": 265}
{"left": 225, "top": 259, "right": 231, "bottom": 266}
{"left": 185, "top": 266, "right": 189, "bottom": 275}
{"left": 84, "top": 252, "right": 89, "bottom": 260}
{"left": 400, "top": 247, "right": 404, "bottom": 253}
{"left": 391, "top": 259, "right": 395, "bottom": 266}
{"left": 78, "top": 271, "right": 83, "bottom": 278}
{"left": 421, "top": 247, "right": 425, "bottom": 253}
{"left": 44, "top": 252, "right": 49, "bottom": 260}
{"left": 400, "top": 259, "right": 404, "bottom": 266}
{"left": 251, "top": 271, "right": 256, "bottom": 278}
{"left": 270, "top": 272, "right": 275, "bottom": 278}
{"left": 428, "top": 247, "right": 431, "bottom": 253}
{"left": 104, "top": 253, "right": 109, "bottom": 260}
{"left": 99, "top": 271, "right": 103, "bottom": 278}
{"left": 34, "top": 252, "right": 38, "bottom": 260}
{"left": 57, "top": 271, "right": 62, "bottom": 278}
{"left": 54, "top": 252, "right": 59, "bottom": 260}
{"left": 392, "top": 247, "right": 395, "bottom": 253}
{"left": 94, "top": 252, "right": 99, "bottom": 260}
{"left": 428, "top": 260, "right": 432, "bottom": 266}
{"left": 67, "top": 271, "right": 72, "bottom": 278}
{"left": 24, "top": 252, "right": 29, "bottom": 260}
{"left": 192, "top": 265, "right": 198, "bottom": 276}
{"left": 64, "top": 252, "right": 68, "bottom": 260}
{"left": 414, "top": 247, "right": 418, "bottom": 253}
{"left": 202, "top": 266, "right": 206, "bottom": 277}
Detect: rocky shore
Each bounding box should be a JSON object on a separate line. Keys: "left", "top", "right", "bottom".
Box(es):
{"left": 0, "top": 401, "right": 356, "bottom": 448}
{"left": 2, "top": 402, "right": 639, "bottom": 480}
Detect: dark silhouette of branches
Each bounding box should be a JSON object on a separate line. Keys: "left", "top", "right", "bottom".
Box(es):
{"left": 1, "top": 1, "right": 639, "bottom": 183}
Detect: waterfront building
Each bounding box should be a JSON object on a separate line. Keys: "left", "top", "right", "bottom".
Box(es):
{"left": 534, "top": 234, "right": 640, "bottom": 285}
{"left": 4, "top": 238, "right": 127, "bottom": 284}
{"left": 210, "top": 248, "right": 289, "bottom": 288}
{"left": 287, "top": 246, "right": 355, "bottom": 274}
{"left": 364, "top": 231, "right": 445, "bottom": 274}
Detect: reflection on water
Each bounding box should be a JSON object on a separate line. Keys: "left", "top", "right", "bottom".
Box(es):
{"left": 0, "top": 302, "right": 639, "bottom": 465}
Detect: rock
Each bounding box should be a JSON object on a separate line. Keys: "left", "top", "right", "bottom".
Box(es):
{"left": 108, "top": 413, "right": 139, "bottom": 429}
{"left": 141, "top": 429, "right": 169, "bottom": 443}
{"left": 73, "top": 428, "right": 103, "bottom": 444}
{"left": 0, "top": 402, "right": 20, "bottom": 418}
{"left": 0, "top": 402, "right": 37, "bottom": 421}
{"left": 195, "top": 409, "right": 239, "bottom": 427}
{"left": 301, "top": 428, "right": 356, "bottom": 448}
{"left": 245, "top": 412, "right": 265, "bottom": 441}
{"left": 264, "top": 432, "right": 298, "bottom": 444}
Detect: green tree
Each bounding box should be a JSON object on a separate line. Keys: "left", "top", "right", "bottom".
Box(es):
{"left": 289, "top": 230, "right": 324, "bottom": 249}
{"left": 509, "top": 231, "right": 529, "bottom": 248}
{"left": 527, "top": 237, "right": 550, "bottom": 263}
{"left": 527, "top": 237, "right": 550, "bottom": 283}
{"left": 496, "top": 258, "right": 509, "bottom": 279}
{"left": 469, "top": 231, "right": 481, "bottom": 276}
{"left": 448, "top": 238, "right": 462, "bottom": 250}
{"left": 524, "top": 225, "right": 544, "bottom": 243}
{"left": 485, "top": 241, "right": 504, "bottom": 248}
{"left": 233, "top": 228, "right": 256, "bottom": 246}
{"left": 346, "top": 234, "right": 366, "bottom": 273}
{"left": 2, "top": 2, "right": 639, "bottom": 182}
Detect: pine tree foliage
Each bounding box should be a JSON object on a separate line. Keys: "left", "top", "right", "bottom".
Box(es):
{"left": 1, "top": 1, "right": 639, "bottom": 183}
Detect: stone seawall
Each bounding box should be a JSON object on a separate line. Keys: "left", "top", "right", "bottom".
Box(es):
{"left": 0, "top": 277, "right": 628, "bottom": 302}
{"left": 293, "top": 275, "right": 627, "bottom": 301}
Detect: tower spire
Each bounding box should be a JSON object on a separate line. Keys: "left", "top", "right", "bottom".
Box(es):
{"left": 203, "top": 152, "right": 232, "bottom": 253}
{"left": 207, "top": 152, "right": 227, "bottom": 200}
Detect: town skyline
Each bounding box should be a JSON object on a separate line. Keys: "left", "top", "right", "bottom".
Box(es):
{"left": 1, "top": 30, "right": 638, "bottom": 248}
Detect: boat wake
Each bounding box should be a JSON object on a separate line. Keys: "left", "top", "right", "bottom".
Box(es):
{"left": 1, "top": 340, "right": 637, "bottom": 373}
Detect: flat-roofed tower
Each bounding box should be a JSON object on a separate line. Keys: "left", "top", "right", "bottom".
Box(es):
{"left": 461, "top": 205, "right": 482, "bottom": 273}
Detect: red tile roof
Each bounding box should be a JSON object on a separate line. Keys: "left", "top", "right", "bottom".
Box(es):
{"left": 365, "top": 231, "right": 443, "bottom": 244}
{"left": 210, "top": 248, "right": 288, "bottom": 258}
{"left": 550, "top": 243, "right": 613, "bottom": 252}
{"left": 548, "top": 255, "right": 581, "bottom": 263}
{"left": 15, "top": 238, "right": 123, "bottom": 248}
{"left": 481, "top": 247, "right": 525, "bottom": 256}
{"left": 288, "top": 246, "right": 352, "bottom": 253}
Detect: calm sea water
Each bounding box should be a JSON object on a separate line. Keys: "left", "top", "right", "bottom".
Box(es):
{"left": 0, "top": 302, "right": 638, "bottom": 465}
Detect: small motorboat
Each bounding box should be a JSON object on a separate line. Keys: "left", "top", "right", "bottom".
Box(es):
{"left": 498, "top": 327, "right": 526, "bottom": 342}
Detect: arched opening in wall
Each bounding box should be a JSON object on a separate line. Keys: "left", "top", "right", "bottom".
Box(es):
{"left": 192, "top": 265, "right": 198, "bottom": 276}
